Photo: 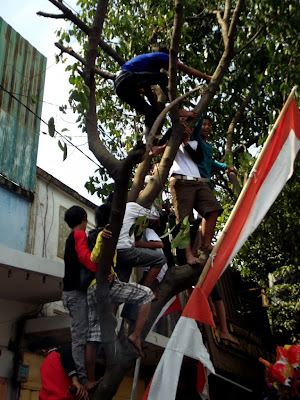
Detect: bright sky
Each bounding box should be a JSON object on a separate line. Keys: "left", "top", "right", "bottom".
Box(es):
{"left": 1, "top": 0, "right": 101, "bottom": 204}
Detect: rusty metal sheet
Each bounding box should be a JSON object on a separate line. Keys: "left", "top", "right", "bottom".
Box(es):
{"left": 0, "top": 17, "right": 47, "bottom": 192}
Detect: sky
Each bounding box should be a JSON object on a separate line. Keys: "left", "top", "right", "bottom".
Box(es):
{"left": 1, "top": 0, "right": 101, "bottom": 204}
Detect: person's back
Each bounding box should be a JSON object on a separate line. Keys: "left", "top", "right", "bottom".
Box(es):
{"left": 62, "top": 205, "right": 98, "bottom": 390}
{"left": 115, "top": 202, "right": 166, "bottom": 286}
{"left": 39, "top": 339, "right": 87, "bottom": 400}
{"left": 64, "top": 231, "right": 91, "bottom": 291}
{"left": 40, "top": 347, "right": 74, "bottom": 400}
{"left": 121, "top": 52, "right": 169, "bottom": 73}
{"left": 115, "top": 48, "right": 211, "bottom": 136}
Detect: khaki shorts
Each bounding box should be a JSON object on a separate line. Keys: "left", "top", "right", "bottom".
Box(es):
{"left": 170, "top": 178, "right": 223, "bottom": 223}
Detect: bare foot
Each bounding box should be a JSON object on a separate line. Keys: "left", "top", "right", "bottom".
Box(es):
{"left": 200, "top": 244, "right": 214, "bottom": 253}
{"left": 128, "top": 335, "right": 144, "bottom": 357}
{"left": 85, "top": 380, "right": 99, "bottom": 391}
{"left": 220, "top": 332, "right": 240, "bottom": 345}
{"left": 186, "top": 255, "right": 201, "bottom": 265}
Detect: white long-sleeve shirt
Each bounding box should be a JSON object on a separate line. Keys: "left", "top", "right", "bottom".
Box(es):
{"left": 117, "top": 202, "right": 160, "bottom": 249}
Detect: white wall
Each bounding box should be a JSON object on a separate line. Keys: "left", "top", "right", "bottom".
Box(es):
{"left": 27, "top": 175, "right": 97, "bottom": 262}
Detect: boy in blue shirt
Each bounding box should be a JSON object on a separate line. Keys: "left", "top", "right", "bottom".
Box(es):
{"left": 114, "top": 46, "right": 211, "bottom": 136}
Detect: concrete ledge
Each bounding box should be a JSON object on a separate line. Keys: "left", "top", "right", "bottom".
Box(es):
{"left": 25, "top": 314, "right": 70, "bottom": 334}
{"left": 0, "top": 244, "right": 64, "bottom": 278}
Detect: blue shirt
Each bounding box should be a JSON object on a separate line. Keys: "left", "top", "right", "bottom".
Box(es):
{"left": 191, "top": 118, "right": 226, "bottom": 181}
{"left": 121, "top": 52, "right": 169, "bottom": 72}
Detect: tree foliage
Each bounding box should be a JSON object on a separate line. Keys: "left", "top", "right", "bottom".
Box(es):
{"left": 52, "top": 0, "right": 300, "bottom": 199}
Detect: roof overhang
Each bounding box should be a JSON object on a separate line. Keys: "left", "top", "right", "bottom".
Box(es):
{"left": 0, "top": 245, "right": 63, "bottom": 303}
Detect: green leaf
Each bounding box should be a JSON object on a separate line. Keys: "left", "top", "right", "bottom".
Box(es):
{"left": 160, "top": 222, "right": 176, "bottom": 238}
{"left": 30, "top": 95, "right": 37, "bottom": 105}
{"left": 171, "top": 217, "right": 191, "bottom": 249}
{"left": 48, "top": 117, "right": 55, "bottom": 137}
{"left": 171, "top": 229, "right": 190, "bottom": 249}
{"left": 58, "top": 140, "right": 68, "bottom": 161}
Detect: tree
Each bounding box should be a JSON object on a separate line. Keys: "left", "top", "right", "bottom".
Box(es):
{"left": 38, "top": 0, "right": 300, "bottom": 397}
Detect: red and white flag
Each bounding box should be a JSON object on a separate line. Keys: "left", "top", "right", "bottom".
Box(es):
{"left": 144, "top": 90, "right": 300, "bottom": 400}
{"left": 145, "top": 286, "right": 216, "bottom": 399}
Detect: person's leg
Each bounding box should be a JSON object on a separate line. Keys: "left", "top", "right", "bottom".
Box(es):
{"left": 214, "top": 300, "right": 240, "bottom": 345}
{"left": 185, "top": 242, "right": 200, "bottom": 265}
{"left": 142, "top": 267, "right": 161, "bottom": 287}
{"left": 110, "top": 280, "right": 154, "bottom": 356}
{"left": 128, "top": 301, "right": 152, "bottom": 357}
{"left": 135, "top": 247, "right": 166, "bottom": 288}
{"left": 115, "top": 249, "right": 135, "bottom": 283}
{"left": 194, "top": 183, "right": 223, "bottom": 251}
{"left": 170, "top": 179, "right": 200, "bottom": 265}
{"left": 85, "top": 284, "right": 102, "bottom": 389}
{"left": 115, "top": 74, "right": 158, "bottom": 133}
{"left": 62, "top": 290, "right": 88, "bottom": 385}
{"left": 201, "top": 210, "right": 219, "bottom": 250}
{"left": 192, "top": 227, "right": 202, "bottom": 256}
{"left": 117, "top": 247, "right": 166, "bottom": 288}
{"left": 135, "top": 71, "right": 169, "bottom": 97}
{"left": 86, "top": 342, "right": 100, "bottom": 383}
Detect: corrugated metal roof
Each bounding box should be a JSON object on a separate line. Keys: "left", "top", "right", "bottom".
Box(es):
{"left": 0, "top": 17, "right": 47, "bottom": 192}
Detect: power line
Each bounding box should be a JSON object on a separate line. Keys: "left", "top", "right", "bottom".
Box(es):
{"left": 1, "top": 60, "right": 128, "bottom": 156}
{"left": 0, "top": 83, "right": 101, "bottom": 168}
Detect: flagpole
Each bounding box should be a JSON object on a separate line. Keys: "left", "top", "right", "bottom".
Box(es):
{"left": 131, "top": 357, "right": 141, "bottom": 400}
{"left": 196, "top": 85, "right": 298, "bottom": 288}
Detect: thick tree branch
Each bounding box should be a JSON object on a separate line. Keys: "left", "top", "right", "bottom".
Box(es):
{"left": 192, "top": 0, "right": 245, "bottom": 125}
{"left": 99, "top": 40, "right": 125, "bottom": 66}
{"left": 43, "top": 0, "right": 125, "bottom": 65}
{"left": 224, "top": 0, "right": 231, "bottom": 26}
{"left": 227, "top": 0, "right": 244, "bottom": 45}
{"left": 169, "top": 0, "right": 184, "bottom": 104}
{"left": 46, "top": 0, "right": 91, "bottom": 34}
{"left": 146, "top": 85, "right": 203, "bottom": 151}
{"left": 143, "top": 261, "right": 207, "bottom": 336}
{"left": 214, "top": 9, "right": 229, "bottom": 46}
{"left": 37, "top": 11, "right": 65, "bottom": 19}
{"left": 83, "top": 0, "right": 122, "bottom": 179}
{"left": 55, "top": 42, "right": 115, "bottom": 79}
{"left": 127, "top": 155, "right": 152, "bottom": 203}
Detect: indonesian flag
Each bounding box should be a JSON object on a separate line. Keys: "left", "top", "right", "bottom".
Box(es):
{"left": 145, "top": 289, "right": 215, "bottom": 400}
{"left": 162, "top": 295, "right": 182, "bottom": 317}
{"left": 143, "top": 90, "right": 300, "bottom": 400}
